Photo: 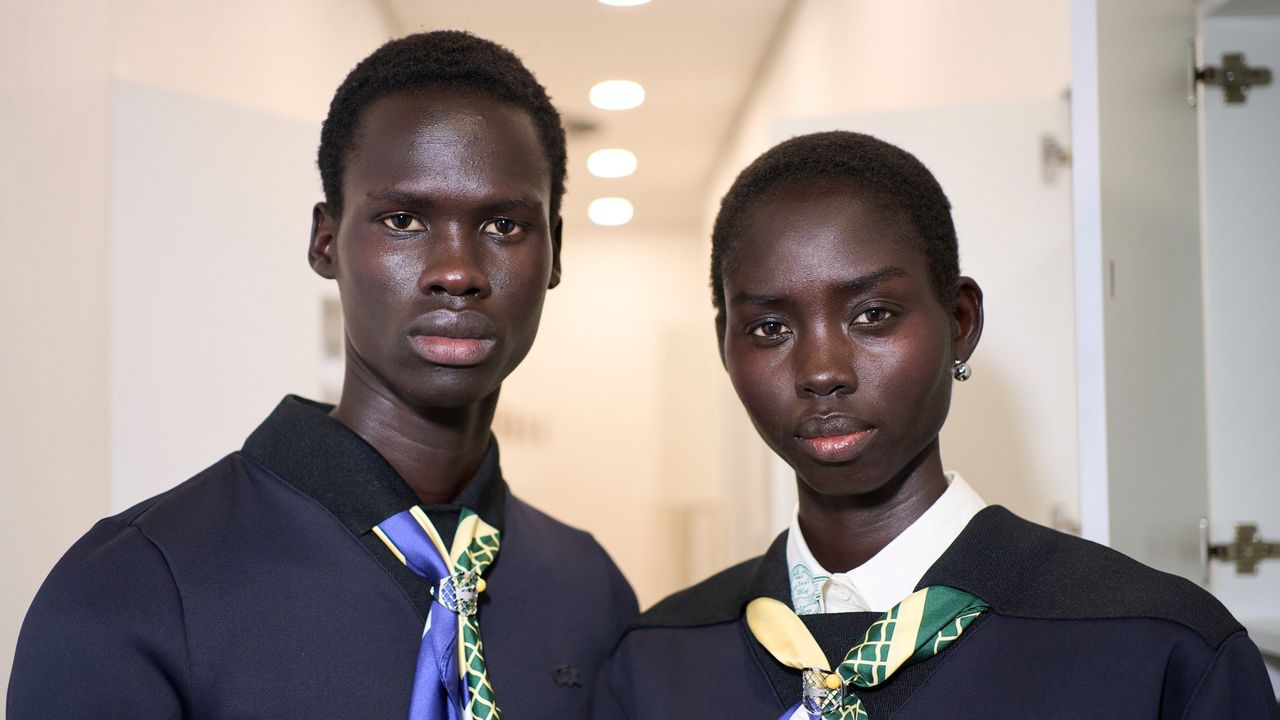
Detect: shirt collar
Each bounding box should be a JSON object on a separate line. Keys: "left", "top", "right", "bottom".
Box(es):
{"left": 786, "top": 472, "right": 986, "bottom": 614}
{"left": 241, "top": 395, "right": 506, "bottom": 535}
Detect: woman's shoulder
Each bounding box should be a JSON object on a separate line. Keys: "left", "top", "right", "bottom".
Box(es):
{"left": 635, "top": 554, "right": 764, "bottom": 630}
{"left": 927, "top": 506, "right": 1243, "bottom": 648}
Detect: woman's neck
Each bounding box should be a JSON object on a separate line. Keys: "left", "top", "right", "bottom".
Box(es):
{"left": 795, "top": 439, "right": 948, "bottom": 573}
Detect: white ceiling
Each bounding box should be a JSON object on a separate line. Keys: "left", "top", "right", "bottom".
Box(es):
{"left": 380, "top": 0, "right": 794, "bottom": 237}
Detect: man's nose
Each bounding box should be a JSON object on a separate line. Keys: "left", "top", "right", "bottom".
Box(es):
{"left": 418, "top": 227, "right": 492, "bottom": 300}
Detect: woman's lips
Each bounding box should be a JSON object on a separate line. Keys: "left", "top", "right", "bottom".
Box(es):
{"left": 410, "top": 336, "right": 496, "bottom": 366}
{"left": 802, "top": 429, "right": 874, "bottom": 463}
{"left": 795, "top": 414, "right": 875, "bottom": 463}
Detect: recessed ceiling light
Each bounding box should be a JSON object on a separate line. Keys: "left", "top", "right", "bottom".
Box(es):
{"left": 589, "top": 80, "right": 645, "bottom": 111}
{"left": 588, "top": 197, "right": 635, "bottom": 226}
{"left": 587, "top": 149, "right": 638, "bottom": 178}
{"left": 599, "top": 0, "right": 651, "bottom": 5}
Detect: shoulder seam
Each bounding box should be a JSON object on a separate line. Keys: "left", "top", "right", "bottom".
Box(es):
{"left": 127, "top": 523, "right": 193, "bottom": 710}
{"left": 1176, "top": 629, "right": 1251, "bottom": 720}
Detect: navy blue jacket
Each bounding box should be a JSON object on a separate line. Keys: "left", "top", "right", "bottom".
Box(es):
{"left": 8, "top": 397, "right": 638, "bottom": 719}
{"left": 593, "top": 507, "right": 1277, "bottom": 719}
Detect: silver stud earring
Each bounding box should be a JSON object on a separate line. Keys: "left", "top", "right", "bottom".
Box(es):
{"left": 952, "top": 359, "right": 972, "bottom": 382}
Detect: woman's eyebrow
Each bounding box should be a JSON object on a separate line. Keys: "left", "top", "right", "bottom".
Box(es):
{"left": 730, "top": 266, "right": 909, "bottom": 307}
{"left": 837, "top": 266, "right": 909, "bottom": 295}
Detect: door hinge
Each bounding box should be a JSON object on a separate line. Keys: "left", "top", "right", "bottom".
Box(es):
{"left": 1202, "top": 519, "right": 1280, "bottom": 576}
{"left": 1195, "top": 52, "right": 1273, "bottom": 105}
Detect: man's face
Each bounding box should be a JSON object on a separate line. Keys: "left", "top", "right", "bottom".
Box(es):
{"left": 310, "top": 88, "right": 560, "bottom": 410}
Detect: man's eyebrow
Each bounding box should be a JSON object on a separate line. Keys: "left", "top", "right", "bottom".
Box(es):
{"left": 478, "top": 197, "right": 544, "bottom": 215}
{"left": 365, "top": 189, "right": 434, "bottom": 207}
{"left": 729, "top": 266, "right": 910, "bottom": 307}
{"left": 362, "top": 191, "right": 543, "bottom": 216}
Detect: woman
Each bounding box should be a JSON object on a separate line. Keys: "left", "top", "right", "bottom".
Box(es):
{"left": 591, "top": 131, "right": 1276, "bottom": 719}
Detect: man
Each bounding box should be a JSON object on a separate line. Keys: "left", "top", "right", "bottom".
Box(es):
{"left": 9, "top": 31, "right": 637, "bottom": 720}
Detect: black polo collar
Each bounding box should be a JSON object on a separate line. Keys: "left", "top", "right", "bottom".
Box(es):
{"left": 242, "top": 395, "right": 506, "bottom": 536}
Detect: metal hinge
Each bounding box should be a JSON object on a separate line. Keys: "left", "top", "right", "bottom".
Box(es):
{"left": 1040, "top": 135, "right": 1072, "bottom": 185}
{"left": 1194, "top": 52, "right": 1273, "bottom": 105}
{"left": 1201, "top": 519, "right": 1280, "bottom": 577}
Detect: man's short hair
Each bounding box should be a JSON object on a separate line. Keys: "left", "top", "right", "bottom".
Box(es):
{"left": 318, "top": 30, "right": 567, "bottom": 219}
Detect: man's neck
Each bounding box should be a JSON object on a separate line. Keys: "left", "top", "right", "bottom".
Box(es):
{"left": 331, "top": 370, "right": 498, "bottom": 506}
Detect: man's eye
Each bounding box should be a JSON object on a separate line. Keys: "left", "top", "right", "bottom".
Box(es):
{"left": 382, "top": 214, "right": 425, "bottom": 232}
{"left": 750, "top": 321, "right": 791, "bottom": 338}
{"left": 481, "top": 218, "right": 524, "bottom": 238}
{"left": 853, "top": 307, "right": 893, "bottom": 325}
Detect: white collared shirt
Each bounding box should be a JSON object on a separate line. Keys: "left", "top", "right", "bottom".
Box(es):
{"left": 786, "top": 473, "right": 986, "bottom": 614}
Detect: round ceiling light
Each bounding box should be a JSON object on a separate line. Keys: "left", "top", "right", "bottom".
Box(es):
{"left": 588, "top": 197, "right": 635, "bottom": 226}
{"left": 589, "top": 80, "right": 645, "bottom": 111}
{"left": 587, "top": 149, "right": 638, "bottom": 178}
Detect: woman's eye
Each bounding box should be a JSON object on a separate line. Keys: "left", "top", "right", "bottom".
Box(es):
{"left": 481, "top": 218, "right": 524, "bottom": 238}
{"left": 853, "top": 307, "right": 893, "bottom": 325}
{"left": 382, "top": 214, "right": 425, "bottom": 232}
{"left": 750, "top": 321, "right": 791, "bottom": 338}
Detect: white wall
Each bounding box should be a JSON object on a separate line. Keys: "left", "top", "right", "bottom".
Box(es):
{"left": 496, "top": 230, "right": 721, "bottom": 607}
{"left": 113, "top": 0, "right": 393, "bottom": 124}
{"left": 108, "top": 82, "right": 335, "bottom": 509}
{"left": 108, "top": 0, "right": 394, "bottom": 509}
{"left": 711, "top": 0, "right": 1072, "bottom": 200}
{"left": 2, "top": 0, "right": 393, "bottom": 696}
{"left": 0, "top": 0, "right": 114, "bottom": 699}
{"left": 705, "top": 0, "right": 1075, "bottom": 558}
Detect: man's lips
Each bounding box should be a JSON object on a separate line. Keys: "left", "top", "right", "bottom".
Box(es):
{"left": 795, "top": 414, "right": 875, "bottom": 463}
{"left": 408, "top": 310, "right": 497, "bottom": 367}
{"left": 410, "top": 336, "right": 496, "bottom": 366}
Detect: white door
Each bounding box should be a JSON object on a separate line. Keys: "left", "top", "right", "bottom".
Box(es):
{"left": 1071, "top": 0, "right": 1280, "bottom": 686}
{"left": 1198, "top": 0, "right": 1280, "bottom": 675}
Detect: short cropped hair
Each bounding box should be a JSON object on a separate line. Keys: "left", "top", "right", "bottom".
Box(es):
{"left": 318, "top": 30, "right": 567, "bottom": 219}
{"left": 710, "top": 131, "right": 959, "bottom": 328}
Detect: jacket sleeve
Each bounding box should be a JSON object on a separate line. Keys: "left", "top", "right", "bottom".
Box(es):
{"left": 6, "top": 518, "right": 189, "bottom": 720}
{"left": 1178, "top": 631, "right": 1279, "bottom": 719}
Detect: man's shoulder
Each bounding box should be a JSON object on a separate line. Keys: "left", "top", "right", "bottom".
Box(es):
{"left": 929, "top": 506, "right": 1243, "bottom": 647}
{"left": 115, "top": 451, "right": 305, "bottom": 538}
{"left": 497, "top": 494, "right": 639, "bottom": 631}
{"left": 503, "top": 493, "right": 619, "bottom": 561}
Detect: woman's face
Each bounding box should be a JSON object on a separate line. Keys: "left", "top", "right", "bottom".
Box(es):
{"left": 720, "top": 181, "right": 981, "bottom": 499}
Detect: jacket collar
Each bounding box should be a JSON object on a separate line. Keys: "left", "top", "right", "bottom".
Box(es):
{"left": 242, "top": 395, "right": 506, "bottom": 535}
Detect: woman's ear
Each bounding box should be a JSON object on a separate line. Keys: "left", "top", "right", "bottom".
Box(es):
{"left": 951, "top": 276, "right": 985, "bottom": 362}
{"left": 309, "top": 202, "right": 338, "bottom": 279}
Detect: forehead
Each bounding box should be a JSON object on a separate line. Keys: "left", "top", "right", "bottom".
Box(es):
{"left": 343, "top": 88, "right": 551, "bottom": 206}
{"left": 725, "top": 183, "right": 928, "bottom": 294}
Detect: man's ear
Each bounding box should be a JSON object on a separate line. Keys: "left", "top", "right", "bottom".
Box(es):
{"left": 548, "top": 215, "right": 563, "bottom": 289}
{"left": 715, "top": 315, "right": 728, "bottom": 368}
{"left": 309, "top": 202, "right": 338, "bottom": 280}
{"left": 951, "top": 276, "right": 985, "bottom": 362}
